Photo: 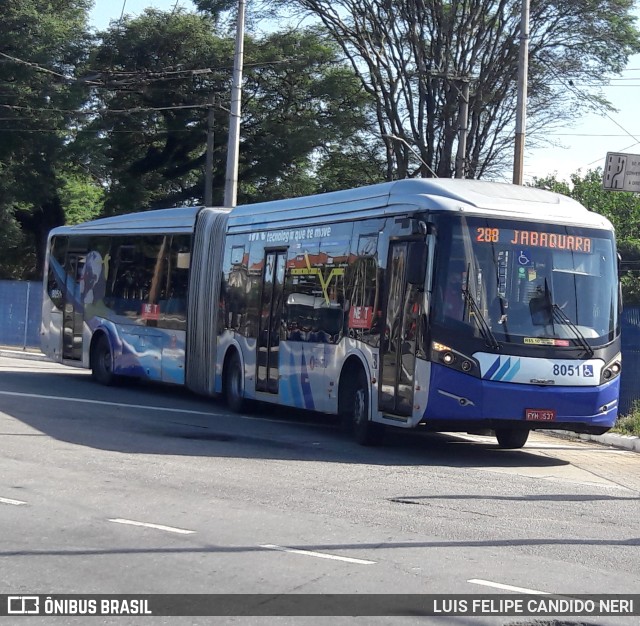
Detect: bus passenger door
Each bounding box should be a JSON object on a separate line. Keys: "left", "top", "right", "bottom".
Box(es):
{"left": 256, "top": 250, "right": 287, "bottom": 394}
{"left": 62, "top": 253, "right": 85, "bottom": 361}
{"left": 379, "top": 241, "right": 422, "bottom": 416}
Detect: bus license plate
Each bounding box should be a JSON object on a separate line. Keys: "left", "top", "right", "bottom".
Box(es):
{"left": 525, "top": 409, "right": 556, "bottom": 421}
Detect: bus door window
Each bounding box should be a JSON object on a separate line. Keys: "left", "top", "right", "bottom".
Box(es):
{"left": 256, "top": 249, "right": 286, "bottom": 394}
{"left": 346, "top": 223, "right": 386, "bottom": 347}
{"left": 62, "top": 251, "right": 86, "bottom": 360}
{"left": 379, "top": 241, "right": 420, "bottom": 416}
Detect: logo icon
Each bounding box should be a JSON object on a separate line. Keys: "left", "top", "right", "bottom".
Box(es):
{"left": 484, "top": 356, "right": 521, "bottom": 382}
{"left": 8, "top": 596, "right": 40, "bottom": 615}
{"left": 583, "top": 364, "right": 594, "bottom": 377}
{"left": 518, "top": 250, "right": 532, "bottom": 265}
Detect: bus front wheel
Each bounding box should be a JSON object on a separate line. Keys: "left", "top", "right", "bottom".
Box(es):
{"left": 495, "top": 428, "right": 529, "bottom": 449}
{"left": 350, "top": 370, "right": 382, "bottom": 446}
{"left": 91, "top": 334, "right": 116, "bottom": 386}
{"left": 224, "top": 351, "right": 246, "bottom": 414}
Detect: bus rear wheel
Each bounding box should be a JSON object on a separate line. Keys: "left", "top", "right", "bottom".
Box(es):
{"left": 91, "top": 334, "right": 116, "bottom": 386}
{"left": 350, "top": 370, "right": 382, "bottom": 446}
{"left": 495, "top": 428, "right": 529, "bottom": 449}
{"left": 224, "top": 351, "right": 246, "bottom": 413}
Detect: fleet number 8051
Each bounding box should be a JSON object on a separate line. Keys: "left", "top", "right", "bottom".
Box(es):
{"left": 553, "top": 364, "right": 581, "bottom": 376}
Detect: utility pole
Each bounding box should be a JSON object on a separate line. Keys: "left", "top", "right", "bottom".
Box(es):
{"left": 513, "top": 0, "right": 530, "bottom": 185}
{"left": 204, "top": 93, "right": 215, "bottom": 206}
{"left": 455, "top": 79, "right": 470, "bottom": 179}
{"left": 224, "top": 0, "right": 246, "bottom": 208}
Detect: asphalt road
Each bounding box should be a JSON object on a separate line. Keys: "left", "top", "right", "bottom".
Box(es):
{"left": 0, "top": 356, "right": 638, "bottom": 625}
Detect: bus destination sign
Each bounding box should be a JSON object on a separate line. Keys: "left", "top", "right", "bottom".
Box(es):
{"left": 475, "top": 227, "right": 592, "bottom": 253}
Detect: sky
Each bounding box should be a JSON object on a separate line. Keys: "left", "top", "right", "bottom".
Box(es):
{"left": 90, "top": 0, "right": 640, "bottom": 183}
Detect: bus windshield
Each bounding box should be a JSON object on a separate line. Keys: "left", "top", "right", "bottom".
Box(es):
{"left": 433, "top": 215, "right": 619, "bottom": 347}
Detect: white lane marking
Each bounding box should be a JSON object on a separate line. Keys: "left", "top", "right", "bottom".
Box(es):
{"left": 260, "top": 544, "right": 376, "bottom": 565}
{"left": 0, "top": 496, "right": 27, "bottom": 506}
{"left": 0, "top": 390, "right": 226, "bottom": 418}
{"left": 468, "top": 579, "right": 550, "bottom": 595}
{"left": 108, "top": 518, "right": 195, "bottom": 535}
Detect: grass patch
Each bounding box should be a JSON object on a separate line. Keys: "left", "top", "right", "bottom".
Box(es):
{"left": 611, "top": 401, "right": 640, "bottom": 436}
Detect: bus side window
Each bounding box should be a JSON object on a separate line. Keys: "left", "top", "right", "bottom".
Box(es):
{"left": 345, "top": 226, "right": 383, "bottom": 346}
{"left": 158, "top": 235, "right": 190, "bottom": 330}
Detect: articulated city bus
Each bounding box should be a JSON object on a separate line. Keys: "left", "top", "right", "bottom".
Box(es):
{"left": 41, "top": 179, "right": 621, "bottom": 448}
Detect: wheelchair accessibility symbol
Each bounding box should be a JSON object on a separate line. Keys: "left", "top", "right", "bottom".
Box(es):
{"left": 518, "top": 250, "right": 532, "bottom": 266}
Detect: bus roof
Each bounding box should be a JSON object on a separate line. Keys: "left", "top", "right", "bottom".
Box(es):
{"left": 228, "top": 179, "right": 613, "bottom": 231}
{"left": 50, "top": 179, "right": 614, "bottom": 238}
{"left": 48, "top": 206, "right": 203, "bottom": 237}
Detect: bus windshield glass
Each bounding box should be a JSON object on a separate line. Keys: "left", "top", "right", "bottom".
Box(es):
{"left": 433, "top": 216, "right": 619, "bottom": 347}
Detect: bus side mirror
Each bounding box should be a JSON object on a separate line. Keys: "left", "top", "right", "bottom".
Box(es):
{"left": 407, "top": 242, "right": 428, "bottom": 286}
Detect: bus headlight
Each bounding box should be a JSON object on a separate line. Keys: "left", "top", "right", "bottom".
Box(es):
{"left": 431, "top": 342, "right": 479, "bottom": 377}
{"left": 600, "top": 354, "right": 621, "bottom": 384}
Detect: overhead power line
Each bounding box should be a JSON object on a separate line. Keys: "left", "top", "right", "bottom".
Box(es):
{"left": 0, "top": 103, "right": 210, "bottom": 114}
{"left": 0, "top": 127, "right": 199, "bottom": 134}
{"left": 544, "top": 66, "right": 640, "bottom": 170}
{"left": 2, "top": 46, "right": 326, "bottom": 88}
{"left": 0, "top": 51, "right": 77, "bottom": 81}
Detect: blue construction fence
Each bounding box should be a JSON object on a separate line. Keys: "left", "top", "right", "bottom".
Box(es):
{"left": 0, "top": 280, "right": 43, "bottom": 349}
{"left": 620, "top": 307, "right": 640, "bottom": 415}
{"left": 0, "top": 279, "right": 639, "bottom": 414}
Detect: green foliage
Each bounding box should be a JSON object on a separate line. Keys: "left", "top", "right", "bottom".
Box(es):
{"left": 532, "top": 169, "right": 640, "bottom": 240}
{"left": 87, "top": 12, "right": 377, "bottom": 212}
{"left": 193, "top": 0, "right": 238, "bottom": 18}
{"left": 88, "top": 8, "right": 228, "bottom": 213}
{"left": 618, "top": 239, "right": 640, "bottom": 305}
{"left": 314, "top": 143, "right": 386, "bottom": 193}
{"left": 0, "top": 4, "right": 380, "bottom": 277}
{"left": 531, "top": 169, "right": 640, "bottom": 305}
{"left": 238, "top": 28, "right": 381, "bottom": 202}
{"left": 612, "top": 401, "right": 640, "bottom": 436}
{"left": 59, "top": 170, "right": 105, "bottom": 224}
{"left": 0, "top": 0, "right": 93, "bottom": 276}
{"left": 273, "top": 0, "right": 640, "bottom": 178}
{"left": 0, "top": 211, "right": 30, "bottom": 279}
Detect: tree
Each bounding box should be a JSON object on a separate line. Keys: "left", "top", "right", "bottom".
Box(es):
{"left": 532, "top": 169, "right": 640, "bottom": 304}
{"left": 0, "top": 0, "right": 93, "bottom": 277}
{"left": 85, "top": 10, "right": 381, "bottom": 213}
{"left": 86, "top": 9, "right": 231, "bottom": 213}
{"left": 618, "top": 239, "right": 640, "bottom": 306}
{"left": 273, "top": 0, "right": 640, "bottom": 180}
{"left": 239, "top": 28, "right": 385, "bottom": 201}
{"left": 532, "top": 169, "right": 640, "bottom": 240}
{"left": 59, "top": 169, "right": 105, "bottom": 225}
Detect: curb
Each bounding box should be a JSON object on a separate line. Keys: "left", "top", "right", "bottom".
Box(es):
{"left": 550, "top": 429, "right": 640, "bottom": 453}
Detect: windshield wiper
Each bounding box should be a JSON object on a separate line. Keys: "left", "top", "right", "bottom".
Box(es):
{"left": 551, "top": 304, "right": 594, "bottom": 358}
{"left": 462, "top": 286, "right": 500, "bottom": 351}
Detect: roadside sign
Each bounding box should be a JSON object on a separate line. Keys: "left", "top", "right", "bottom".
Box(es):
{"left": 603, "top": 152, "right": 640, "bottom": 191}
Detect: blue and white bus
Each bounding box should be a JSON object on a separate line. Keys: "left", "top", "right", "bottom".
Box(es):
{"left": 41, "top": 179, "right": 621, "bottom": 448}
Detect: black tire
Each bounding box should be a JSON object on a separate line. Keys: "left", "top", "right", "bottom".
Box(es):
{"left": 224, "top": 351, "right": 246, "bottom": 413}
{"left": 351, "top": 370, "right": 382, "bottom": 446}
{"left": 91, "top": 334, "right": 116, "bottom": 386}
{"left": 495, "top": 428, "right": 529, "bottom": 449}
